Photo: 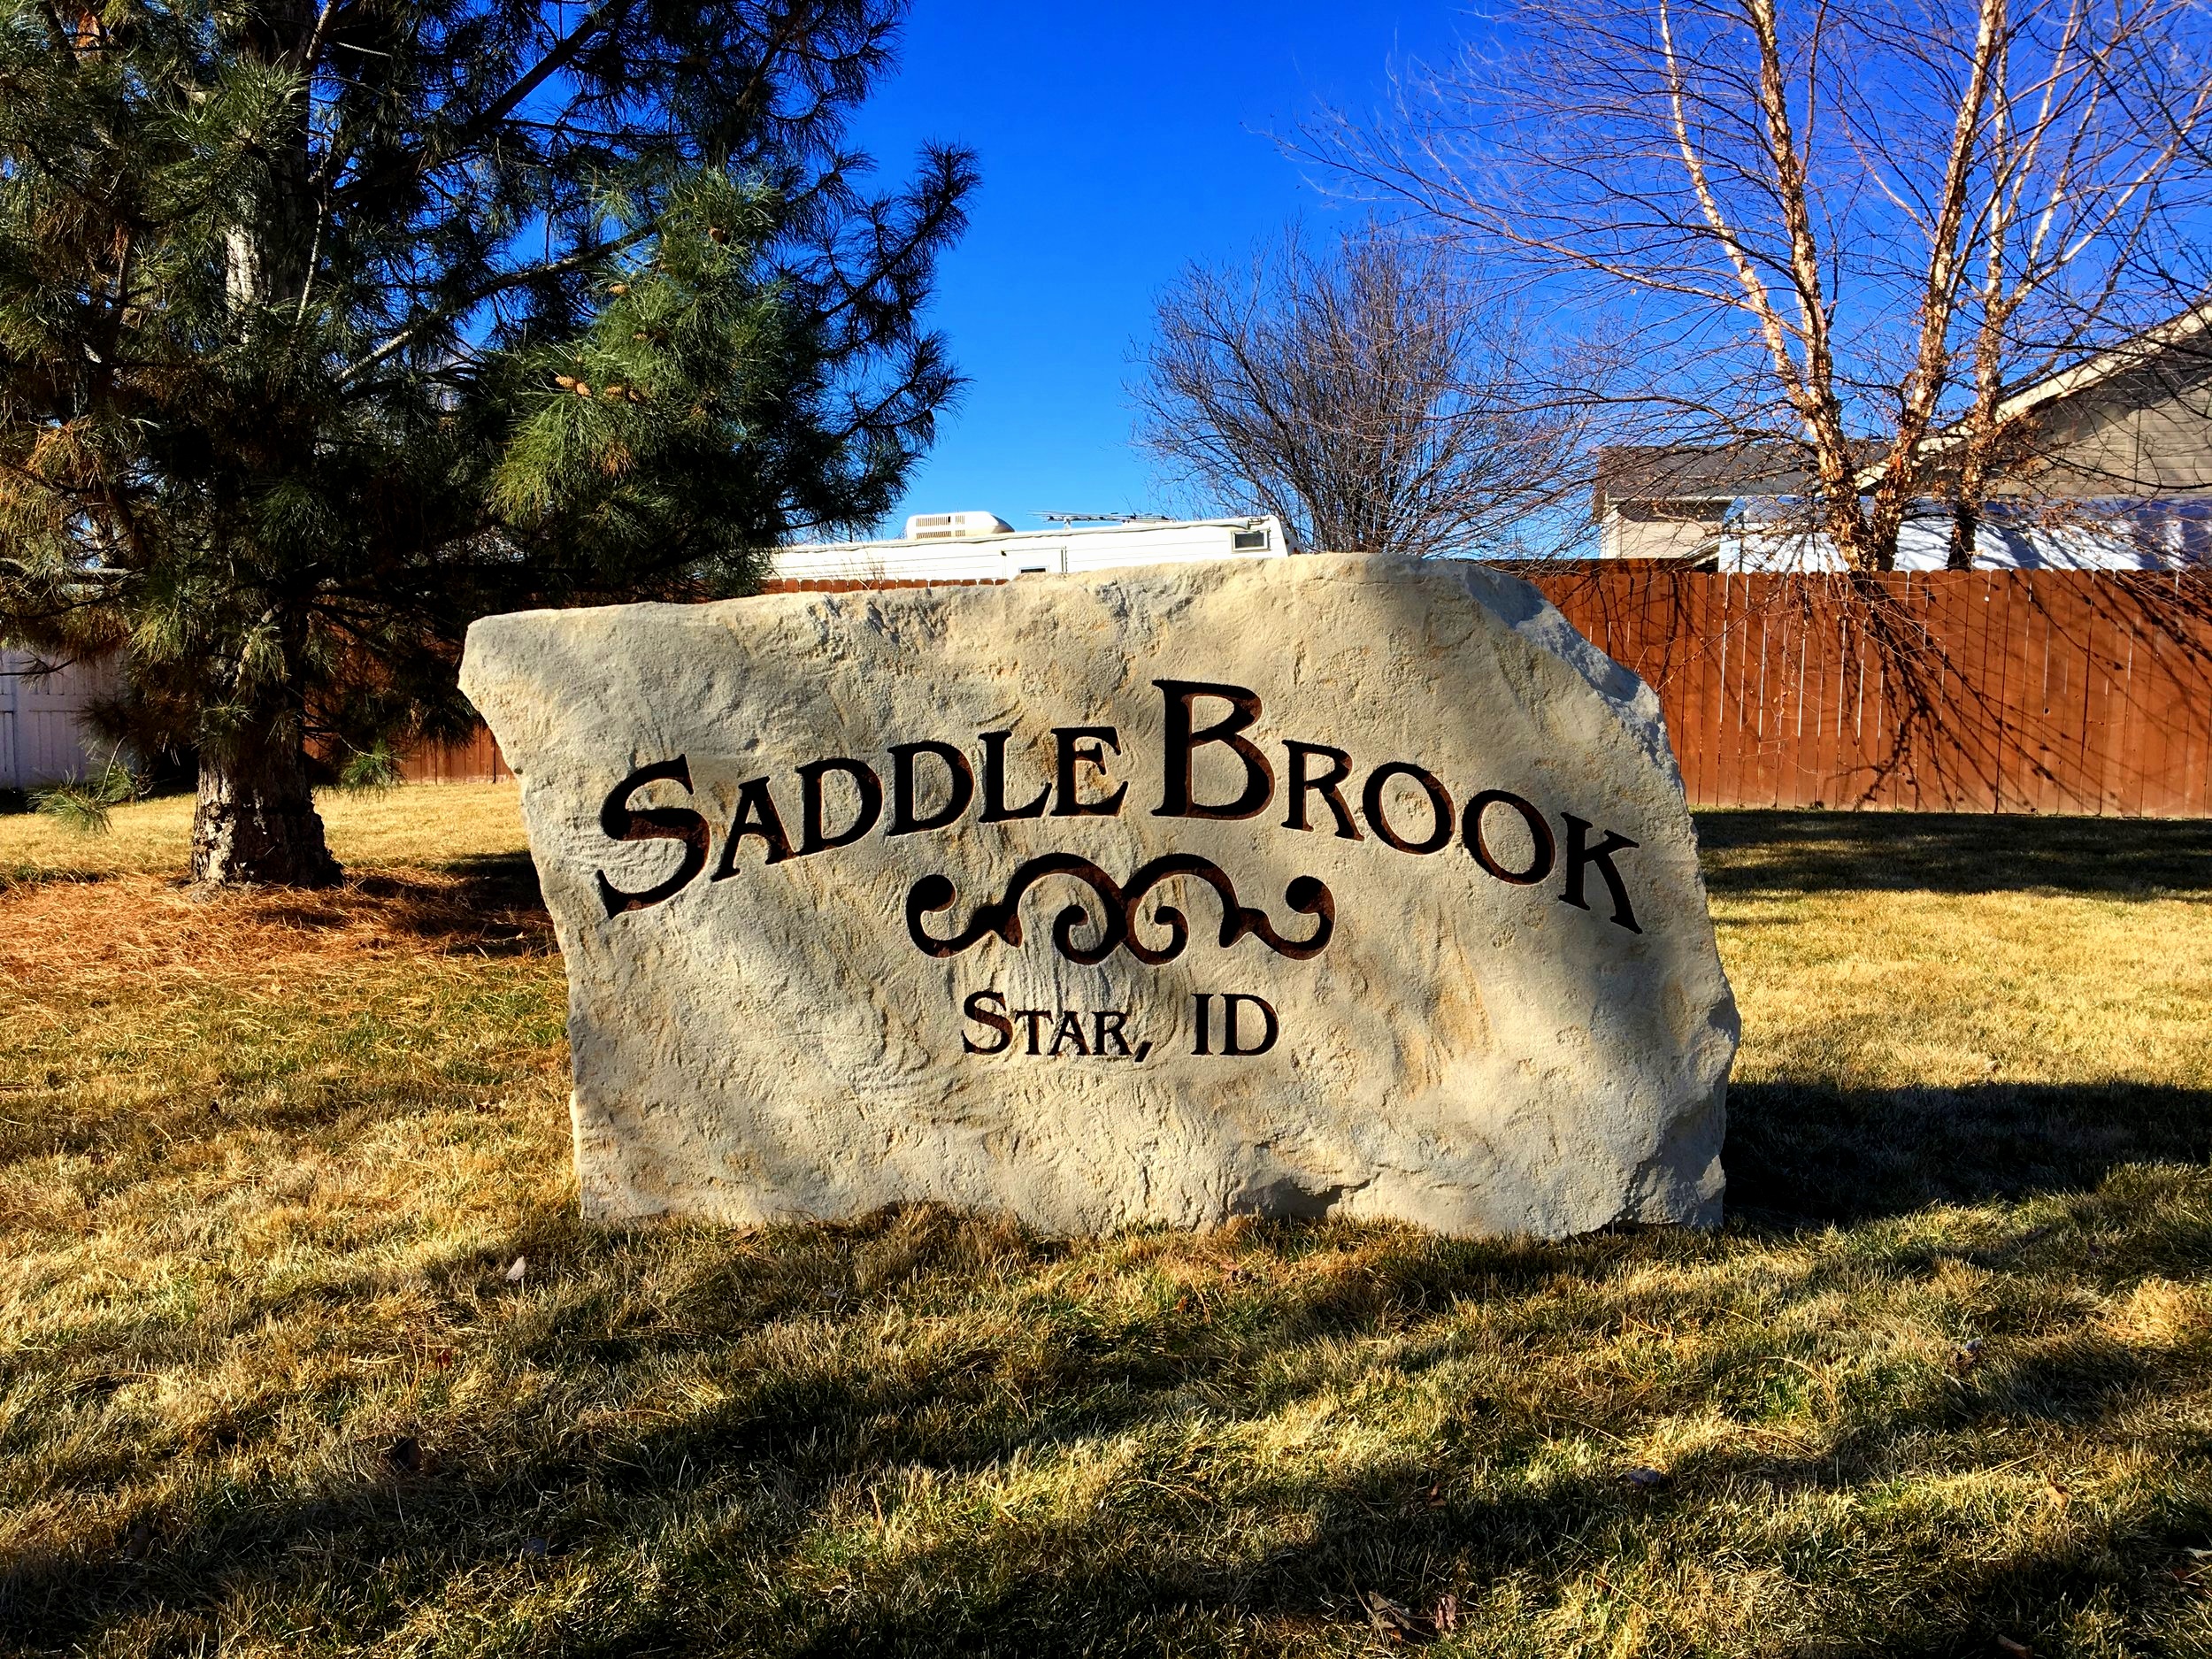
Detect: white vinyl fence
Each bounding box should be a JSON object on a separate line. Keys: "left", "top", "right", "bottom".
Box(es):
{"left": 0, "top": 651, "right": 118, "bottom": 790}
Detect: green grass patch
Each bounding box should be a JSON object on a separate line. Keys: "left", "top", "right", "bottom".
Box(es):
{"left": 0, "top": 787, "right": 2208, "bottom": 1656}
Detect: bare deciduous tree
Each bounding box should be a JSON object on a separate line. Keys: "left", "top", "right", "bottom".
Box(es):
{"left": 1305, "top": 0, "right": 2212, "bottom": 571}
{"left": 1133, "top": 226, "right": 1581, "bottom": 557}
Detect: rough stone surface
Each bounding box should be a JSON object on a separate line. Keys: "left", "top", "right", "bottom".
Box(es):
{"left": 461, "top": 555, "right": 1738, "bottom": 1237}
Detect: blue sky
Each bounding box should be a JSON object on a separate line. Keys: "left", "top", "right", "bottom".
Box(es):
{"left": 845, "top": 1, "right": 1467, "bottom": 534}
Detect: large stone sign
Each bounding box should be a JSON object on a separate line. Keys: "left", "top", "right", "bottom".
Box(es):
{"left": 460, "top": 555, "right": 1739, "bottom": 1238}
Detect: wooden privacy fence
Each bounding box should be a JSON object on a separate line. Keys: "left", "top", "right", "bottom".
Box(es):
{"left": 397, "top": 723, "right": 511, "bottom": 785}
{"left": 1525, "top": 567, "right": 2212, "bottom": 816}
{"left": 416, "top": 567, "right": 2212, "bottom": 817}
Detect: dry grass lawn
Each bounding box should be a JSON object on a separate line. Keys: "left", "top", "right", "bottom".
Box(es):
{"left": 2, "top": 787, "right": 2208, "bottom": 1657}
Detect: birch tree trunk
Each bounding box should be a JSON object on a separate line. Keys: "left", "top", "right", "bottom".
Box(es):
{"left": 1302, "top": 0, "right": 2209, "bottom": 569}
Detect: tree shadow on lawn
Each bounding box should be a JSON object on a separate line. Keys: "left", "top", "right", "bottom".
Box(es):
{"left": 10, "top": 1194, "right": 2208, "bottom": 1658}
{"left": 1727, "top": 1076, "right": 2212, "bottom": 1229}
{"left": 1694, "top": 810, "right": 2212, "bottom": 898}
{"left": 8, "top": 810, "right": 2208, "bottom": 1652}
{"left": 244, "top": 851, "right": 555, "bottom": 955}
{"left": 7, "top": 1078, "right": 2211, "bottom": 1655}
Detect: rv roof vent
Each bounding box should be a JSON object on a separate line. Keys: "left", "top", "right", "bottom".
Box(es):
{"left": 905, "top": 511, "right": 1014, "bottom": 541}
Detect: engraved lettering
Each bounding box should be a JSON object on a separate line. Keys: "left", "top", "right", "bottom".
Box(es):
{"left": 962, "top": 989, "right": 1013, "bottom": 1054}
{"left": 1283, "top": 741, "right": 1363, "bottom": 839}
{"left": 1050, "top": 726, "right": 1128, "bottom": 818}
{"left": 1561, "top": 814, "right": 1642, "bottom": 933}
{"left": 979, "top": 729, "right": 1051, "bottom": 822}
{"left": 1362, "top": 761, "right": 1454, "bottom": 855}
{"left": 710, "top": 775, "right": 795, "bottom": 878}
{"left": 1093, "top": 1010, "right": 1133, "bottom": 1056}
{"left": 594, "top": 757, "right": 710, "bottom": 917}
{"left": 1048, "top": 1010, "right": 1091, "bottom": 1056}
{"left": 795, "top": 757, "right": 882, "bottom": 856}
{"left": 1220, "top": 992, "right": 1279, "bottom": 1056}
{"left": 889, "top": 741, "right": 975, "bottom": 835}
{"left": 1153, "top": 679, "right": 1274, "bottom": 820}
{"left": 1464, "top": 789, "right": 1557, "bottom": 885}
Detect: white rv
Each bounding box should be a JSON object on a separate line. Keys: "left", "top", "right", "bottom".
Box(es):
{"left": 772, "top": 512, "right": 1289, "bottom": 583}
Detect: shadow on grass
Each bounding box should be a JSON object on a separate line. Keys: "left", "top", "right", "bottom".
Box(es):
{"left": 427, "top": 849, "right": 547, "bottom": 911}
{"left": 12, "top": 1062, "right": 2212, "bottom": 1657}
{"left": 1726, "top": 1077, "right": 2212, "bottom": 1225}
{"left": 1694, "top": 810, "right": 2212, "bottom": 898}
{"left": 247, "top": 852, "right": 554, "bottom": 955}
{"left": 0, "top": 864, "right": 105, "bottom": 893}
{"left": 7, "top": 1162, "right": 2209, "bottom": 1657}
{"left": 6, "top": 807, "right": 2209, "bottom": 1654}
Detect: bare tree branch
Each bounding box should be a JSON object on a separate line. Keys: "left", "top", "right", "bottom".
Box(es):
{"left": 1298, "top": 0, "right": 2212, "bottom": 571}
{"left": 1134, "top": 224, "right": 1587, "bottom": 557}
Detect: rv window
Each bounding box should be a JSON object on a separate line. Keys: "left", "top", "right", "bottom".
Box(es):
{"left": 1018, "top": 565, "right": 1050, "bottom": 575}
{"left": 1232, "top": 528, "right": 1268, "bottom": 550}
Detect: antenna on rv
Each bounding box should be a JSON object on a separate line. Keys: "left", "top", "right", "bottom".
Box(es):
{"left": 1032, "top": 511, "right": 1172, "bottom": 526}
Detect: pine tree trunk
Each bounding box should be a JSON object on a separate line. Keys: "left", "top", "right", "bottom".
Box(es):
{"left": 190, "top": 733, "right": 340, "bottom": 887}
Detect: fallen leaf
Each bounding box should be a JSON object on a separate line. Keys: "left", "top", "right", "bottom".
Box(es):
{"left": 505, "top": 1255, "right": 527, "bottom": 1284}
{"left": 1952, "top": 1339, "right": 1985, "bottom": 1373}
{"left": 522, "top": 1535, "right": 549, "bottom": 1559}
{"left": 1619, "top": 1466, "right": 1670, "bottom": 1490}
{"left": 1433, "top": 1592, "right": 1460, "bottom": 1632}
{"left": 1996, "top": 1638, "right": 2032, "bottom": 1657}
{"left": 1359, "top": 1591, "right": 1417, "bottom": 1640}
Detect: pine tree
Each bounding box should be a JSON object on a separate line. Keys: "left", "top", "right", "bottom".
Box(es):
{"left": 0, "top": 0, "right": 972, "bottom": 884}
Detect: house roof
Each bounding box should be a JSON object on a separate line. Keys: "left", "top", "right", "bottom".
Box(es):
{"left": 1853, "top": 300, "right": 2212, "bottom": 489}
{"left": 1978, "top": 299, "right": 2212, "bottom": 427}
{"left": 1595, "top": 300, "right": 2212, "bottom": 515}
{"left": 1593, "top": 441, "right": 1883, "bottom": 519}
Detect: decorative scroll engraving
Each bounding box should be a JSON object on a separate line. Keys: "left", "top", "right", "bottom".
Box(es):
{"left": 907, "top": 854, "right": 1335, "bottom": 964}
